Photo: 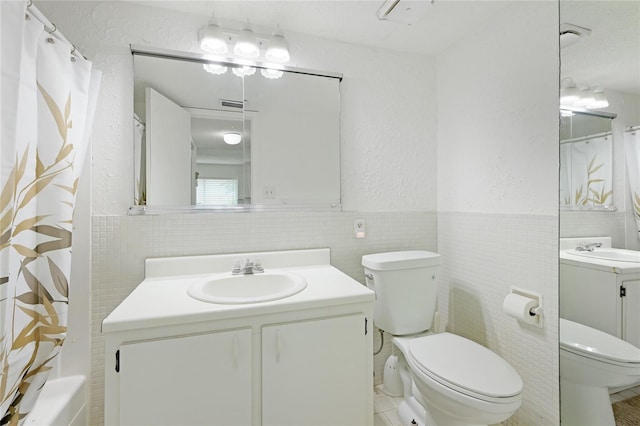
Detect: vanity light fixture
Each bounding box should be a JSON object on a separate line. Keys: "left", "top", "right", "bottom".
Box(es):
{"left": 560, "top": 77, "right": 609, "bottom": 111}
{"left": 223, "top": 132, "right": 242, "bottom": 145}
{"left": 197, "top": 17, "right": 291, "bottom": 79}
{"left": 199, "top": 14, "right": 228, "bottom": 55}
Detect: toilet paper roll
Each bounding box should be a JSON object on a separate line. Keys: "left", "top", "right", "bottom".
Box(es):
{"left": 503, "top": 293, "right": 539, "bottom": 325}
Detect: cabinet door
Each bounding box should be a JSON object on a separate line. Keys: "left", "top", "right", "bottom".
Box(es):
{"left": 560, "top": 264, "right": 621, "bottom": 337}
{"left": 119, "top": 329, "right": 252, "bottom": 426}
{"left": 262, "top": 314, "right": 368, "bottom": 426}
{"left": 622, "top": 279, "right": 640, "bottom": 348}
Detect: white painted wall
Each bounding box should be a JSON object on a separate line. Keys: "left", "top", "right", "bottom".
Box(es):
{"left": 437, "top": 4, "right": 559, "bottom": 215}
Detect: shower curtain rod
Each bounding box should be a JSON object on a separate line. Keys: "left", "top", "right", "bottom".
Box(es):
{"left": 25, "top": 0, "right": 85, "bottom": 59}
{"left": 560, "top": 130, "right": 612, "bottom": 145}
{"left": 625, "top": 125, "right": 640, "bottom": 133}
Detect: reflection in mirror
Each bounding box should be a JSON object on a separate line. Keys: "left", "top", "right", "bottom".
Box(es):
{"left": 560, "top": 111, "right": 615, "bottom": 209}
{"left": 132, "top": 46, "right": 342, "bottom": 211}
{"left": 560, "top": 1, "right": 640, "bottom": 424}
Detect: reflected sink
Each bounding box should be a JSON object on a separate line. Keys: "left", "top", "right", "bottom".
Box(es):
{"left": 567, "top": 248, "right": 640, "bottom": 263}
{"left": 188, "top": 272, "right": 307, "bottom": 304}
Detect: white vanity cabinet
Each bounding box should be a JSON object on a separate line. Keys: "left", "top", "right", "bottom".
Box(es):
{"left": 103, "top": 249, "right": 374, "bottom": 426}
{"left": 560, "top": 258, "right": 640, "bottom": 347}
{"left": 262, "top": 314, "right": 368, "bottom": 426}
{"left": 117, "top": 328, "right": 252, "bottom": 426}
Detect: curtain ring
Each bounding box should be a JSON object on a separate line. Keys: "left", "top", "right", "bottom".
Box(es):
{"left": 26, "top": 0, "right": 32, "bottom": 8}
{"left": 45, "top": 23, "right": 57, "bottom": 34}
{"left": 70, "top": 45, "right": 77, "bottom": 55}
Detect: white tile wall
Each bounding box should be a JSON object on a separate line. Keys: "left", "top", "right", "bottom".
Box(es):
{"left": 437, "top": 211, "right": 559, "bottom": 425}
{"left": 90, "top": 211, "right": 437, "bottom": 425}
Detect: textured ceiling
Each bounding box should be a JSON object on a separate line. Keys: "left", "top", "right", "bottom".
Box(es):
{"left": 132, "top": 0, "right": 639, "bottom": 95}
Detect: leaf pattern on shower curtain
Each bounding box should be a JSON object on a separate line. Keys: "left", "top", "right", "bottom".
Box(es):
{"left": 0, "top": 85, "right": 76, "bottom": 425}
{"left": 582, "top": 154, "right": 612, "bottom": 205}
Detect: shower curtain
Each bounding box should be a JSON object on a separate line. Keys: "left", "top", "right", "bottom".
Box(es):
{"left": 624, "top": 128, "right": 640, "bottom": 240}
{"left": 0, "top": 1, "right": 100, "bottom": 424}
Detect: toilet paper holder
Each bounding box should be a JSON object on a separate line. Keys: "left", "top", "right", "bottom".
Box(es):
{"left": 505, "top": 286, "right": 543, "bottom": 327}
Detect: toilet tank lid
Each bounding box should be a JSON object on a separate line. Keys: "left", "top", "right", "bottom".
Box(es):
{"left": 362, "top": 250, "right": 440, "bottom": 270}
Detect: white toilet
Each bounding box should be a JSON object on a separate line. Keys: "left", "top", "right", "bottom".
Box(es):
{"left": 560, "top": 318, "right": 640, "bottom": 426}
{"left": 362, "top": 251, "right": 523, "bottom": 426}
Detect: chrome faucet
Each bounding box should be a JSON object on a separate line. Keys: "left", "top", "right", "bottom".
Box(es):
{"left": 232, "top": 258, "right": 264, "bottom": 275}
{"left": 575, "top": 242, "right": 602, "bottom": 252}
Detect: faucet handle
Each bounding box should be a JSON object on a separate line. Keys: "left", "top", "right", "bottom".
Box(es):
{"left": 232, "top": 259, "right": 243, "bottom": 274}
{"left": 253, "top": 257, "right": 264, "bottom": 273}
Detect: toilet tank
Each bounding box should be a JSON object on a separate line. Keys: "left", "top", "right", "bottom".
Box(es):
{"left": 362, "top": 251, "right": 440, "bottom": 335}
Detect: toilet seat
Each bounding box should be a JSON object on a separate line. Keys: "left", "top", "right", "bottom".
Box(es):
{"left": 408, "top": 333, "right": 523, "bottom": 403}
{"left": 560, "top": 318, "right": 640, "bottom": 366}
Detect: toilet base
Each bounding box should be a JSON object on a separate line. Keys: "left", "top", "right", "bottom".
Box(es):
{"left": 398, "top": 397, "right": 427, "bottom": 426}
{"left": 561, "top": 380, "right": 616, "bottom": 426}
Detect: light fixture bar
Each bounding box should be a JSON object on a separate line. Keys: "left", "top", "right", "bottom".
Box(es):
{"left": 560, "top": 107, "right": 617, "bottom": 119}
{"left": 130, "top": 44, "right": 343, "bottom": 81}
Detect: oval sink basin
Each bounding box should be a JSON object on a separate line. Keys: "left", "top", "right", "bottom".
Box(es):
{"left": 188, "top": 272, "right": 307, "bottom": 304}
{"left": 567, "top": 248, "right": 640, "bottom": 263}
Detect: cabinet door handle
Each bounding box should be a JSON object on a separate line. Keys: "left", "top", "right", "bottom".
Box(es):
{"left": 275, "top": 329, "right": 281, "bottom": 363}
{"left": 232, "top": 334, "right": 239, "bottom": 368}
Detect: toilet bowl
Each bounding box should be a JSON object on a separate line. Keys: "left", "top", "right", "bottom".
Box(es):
{"left": 560, "top": 318, "right": 640, "bottom": 426}
{"left": 362, "top": 251, "right": 523, "bottom": 426}
{"left": 394, "top": 334, "right": 523, "bottom": 426}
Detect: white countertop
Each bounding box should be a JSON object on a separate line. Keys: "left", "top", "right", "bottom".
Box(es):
{"left": 102, "top": 259, "right": 374, "bottom": 334}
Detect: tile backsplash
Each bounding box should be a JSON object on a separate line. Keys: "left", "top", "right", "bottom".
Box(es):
{"left": 90, "top": 211, "right": 437, "bottom": 424}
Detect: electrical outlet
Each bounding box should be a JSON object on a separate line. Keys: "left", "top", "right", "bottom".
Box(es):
{"left": 354, "top": 218, "right": 366, "bottom": 239}
{"left": 263, "top": 186, "right": 276, "bottom": 199}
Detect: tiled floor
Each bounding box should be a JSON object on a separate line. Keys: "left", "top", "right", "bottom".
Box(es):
{"left": 373, "top": 385, "right": 404, "bottom": 426}
{"left": 610, "top": 384, "right": 640, "bottom": 404}
{"left": 374, "top": 384, "right": 640, "bottom": 426}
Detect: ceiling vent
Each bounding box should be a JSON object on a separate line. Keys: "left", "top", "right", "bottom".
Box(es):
{"left": 377, "top": 0, "right": 433, "bottom": 25}
{"left": 220, "top": 99, "right": 244, "bottom": 109}
{"left": 560, "top": 23, "right": 591, "bottom": 48}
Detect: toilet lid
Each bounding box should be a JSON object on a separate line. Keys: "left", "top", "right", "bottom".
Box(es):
{"left": 408, "top": 333, "right": 523, "bottom": 399}
{"left": 560, "top": 318, "right": 640, "bottom": 364}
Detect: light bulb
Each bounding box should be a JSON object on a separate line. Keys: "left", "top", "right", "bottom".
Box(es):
{"left": 261, "top": 68, "right": 283, "bottom": 79}
{"left": 223, "top": 132, "right": 242, "bottom": 145}
{"left": 198, "top": 19, "right": 228, "bottom": 55}
{"left": 203, "top": 63, "right": 227, "bottom": 75}
{"left": 576, "top": 86, "right": 595, "bottom": 108}
{"left": 590, "top": 88, "right": 609, "bottom": 109}
{"left": 560, "top": 78, "right": 579, "bottom": 106}
{"left": 265, "top": 33, "right": 290, "bottom": 63}
{"left": 232, "top": 65, "right": 256, "bottom": 77}
{"left": 234, "top": 24, "right": 260, "bottom": 59}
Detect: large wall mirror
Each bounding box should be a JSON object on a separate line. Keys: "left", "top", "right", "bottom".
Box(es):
{"left": 559, "top": 1, "right": 640, "bottom": 424}
{"left": 132, "top": 46, "right": 342, "bottom": 211}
